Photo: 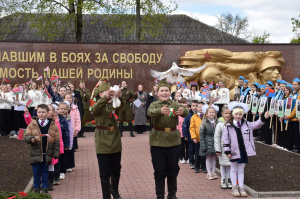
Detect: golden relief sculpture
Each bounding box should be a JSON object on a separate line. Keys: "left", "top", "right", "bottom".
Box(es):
{"left": 178, "top": 49, "right": 284, "bottom": 98}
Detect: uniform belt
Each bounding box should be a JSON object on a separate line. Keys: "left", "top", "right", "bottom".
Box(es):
{"left": 96, "top": 125, "right": 115, "bottom": 132}
{"left": 154, "top": 126, "right": 176, "bottom": 132}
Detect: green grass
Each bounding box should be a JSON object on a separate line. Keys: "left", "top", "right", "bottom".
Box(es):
{"left": 0, "top": 191, "right": 51, "bottom": 199}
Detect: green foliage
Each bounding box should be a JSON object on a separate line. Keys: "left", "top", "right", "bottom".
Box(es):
{"left": 104, "top": 0, "right": 177, "bottom": 40}
{"left": 0, "top": 0, "right": 177, "bottom": 42}
{"left": 252, "top": 30, "right": 271, "bottom": 44}
{"left": 214, "top": 12, "right": 253, "bottom": 40}
{"left": 0, "top": 191, "right": 51, "bottom": 199}
{"left": 291, "top": 14, "right": 300, "bottom": 43}
{"left": 290, "top": 37, "right": 300, "bottom": 43}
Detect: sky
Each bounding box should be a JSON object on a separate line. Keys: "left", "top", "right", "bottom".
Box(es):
{"left": 168, "top": 0, "right": 300, "bottom": 43}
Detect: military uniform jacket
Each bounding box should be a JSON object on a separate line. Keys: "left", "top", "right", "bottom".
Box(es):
{"left": 147, "top": 99, "right": 189, "bottom": 147}
{"left": 78, "top": 88, "right": 91, "bottom": 109}
{"left": 91, "top": 96, "right": 123, "bottom": 154}
{"left": 121, "top": 88, "right": 136, "bottom": 106}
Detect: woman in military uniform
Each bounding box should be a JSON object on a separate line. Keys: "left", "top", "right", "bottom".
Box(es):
{"left": 91, "top": 82, "right": 123, "bottom": 199}
{"left": 147, "top": 80, "right": 189, "bottom": 199}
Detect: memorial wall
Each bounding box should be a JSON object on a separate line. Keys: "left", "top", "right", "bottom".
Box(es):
{"left": 0, "top": 41, "right": 299, "bottom": 91}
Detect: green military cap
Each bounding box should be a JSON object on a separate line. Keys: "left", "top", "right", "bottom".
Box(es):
{"left": 99, "top": 83, "right": 110, "bottom": 93}
{"left": 158, "top": 80, "right": 170, "bottom": 89}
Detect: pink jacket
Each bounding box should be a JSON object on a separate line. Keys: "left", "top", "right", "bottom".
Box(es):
{"left": 222, "top": 118, "right": 265, "bottom": 160}
{"left": 23, "top": 113, "right": 64, "bottom": 165}
{"left": 177, "top": 116, "right": 184, "bottom": 138}
{"left": 70, "top": 104, "right": 81, "bottom": 135}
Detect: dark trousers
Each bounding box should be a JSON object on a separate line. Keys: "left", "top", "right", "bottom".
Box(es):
{"left": 188, "top": 141, "right": 195, "bottom": 164}
{"left": 179, "top": 138, "right": 188, "bottom": 160}
{"left": 66, "top": 146, "right": 75, "bottom": 169}
{"left": 216, "top": 104, "right": 224, "bottom": 118}
{"left": 291, "top": 121, "right": 300, "bottom": 150}
{"left": 73, "top": 137, "right": 78, "bottom": 150}
{"left": 261, "top": 118, "right": 272, "bottom": 145}
{"left": 0, "top": 109, "right": 14, "bottom": 135}
{"left": 150, "top": 145, "right": 180, "bottom": 180}
{"left": 195, "top": 142, "right": 206, "bottom": 170}
{"left": 32, "top": 154, "right": 49, "bottom": 189}
{"left": 97, "top": 152, "right": 122, "bottom": 181}
{"left": 60, "top": 151, "right": 67, "bottom": 174}
{"left": 281, "top": 122, "right": 293, "bottom": 150}
{"left": 13, "top": 110, "right": 27, "bottom": 131}
{"left": 54, "top": 155, "right": 61, "bottom": 180}
{"left": 135, "top": 125, "right": 146, "bottom": 133}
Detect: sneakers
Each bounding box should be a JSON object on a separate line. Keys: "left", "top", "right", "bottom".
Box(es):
{"left": 231, "top": 185, "right": 241, "bottom": 197}
{"left": 32, "top": 188, "right": 40, "bottom": 193}
{"left": 291, "top": 149, "right": 300, "bottom": 154}
{"left": 226, "top": 178, "right": 232, "bottom": 188}
{"left": 66, "top": 168, "right": 72, "bottom": 172}
{"left": 239, "top": 186, "right": 248, "bottom": 197}
{"left": 179, "top": 159, "right": 185, "bottom": 164}
{"left": 221, "top": 178, "right": 227, "bottom": 189}
{"left": 207, "top": 174, "right": 214, "bottom": 180}
{"left": 213, "top": 173, "right": 218, "bottom": 179}
{"left": 195, "top": 168, "right": 200, "bottom": 173}
{"left": 59, "top": 173, "right": 65, "bottom": 180}
{"left": 201, "top": 168, "right": 207, "bottom": 173}
{"left": 41, "top": 188, "right": 49, "bottom": 194}
{"left": 53, "top": 179, "right": 60, "bottom": 185}
{"left": 190, "top": 163, "right": 195, "bottom": 169}
{"left": 185, "top": 159, "right": 190, "bottom": 164}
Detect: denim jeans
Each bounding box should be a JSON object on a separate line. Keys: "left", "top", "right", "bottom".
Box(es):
{"left": 32, "top": 154, "right": 49, "bottom": 189}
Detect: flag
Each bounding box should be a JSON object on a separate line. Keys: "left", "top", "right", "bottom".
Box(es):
{"left": 43, "top": 89, "right": 52, "bottom": 99}
{"left": 190, "top": 82, "right": 197, "bottom": 85}
{"left": 208, "top": 82, "right": 213, "bottom": 89}
{"left": 3, "top": 78, "right": 9, "bottom": 82}
{"left": 36, "top": 76, "right": 42, "bottom": 81}
{"left": 50, "top": 75, "right": 58, "bottom": 82}
{"left": 177, "top": 82, "right": 186, "bottom": 87}
{"left": 12, "top": 86, "right": 23, "bottom": 95}
{"left": 17, "top": 129, "right": 26, "bottom": 140}
{"left": 25, "top": 81, "right": 30, "bottom": 85}
{"left": 265, "top": 88, "right": 275, "bottom": 98}
{"left": 154, "top": 79, "right": 158, "bottom": 84}
{"left": 216, "top": 83, "right": 219, "bottom": 89}
{"left": 44, "top": 66, "right": 49, "bottom": 75}
{"left": 201, "top": 86, "right": 210, "bottom": 99}
{"left": 26, "top": 99, "right": 33, "bottom": 107}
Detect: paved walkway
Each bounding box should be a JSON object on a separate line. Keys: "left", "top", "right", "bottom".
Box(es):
{"left": 49, "top": 131, "right": 296, "bottom": 199}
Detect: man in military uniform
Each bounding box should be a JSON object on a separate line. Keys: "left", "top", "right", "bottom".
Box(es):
{"left": 118, "top": 80, "right": 137, "bottom": 137}
{"left": 91, "top": 83, "right": 123, "bottom": 199}
{"left": 147, "top": 81, "right": 189, "bottom": 199}
{"left": 77, "top": 80, "right": 91, "bottom": 138}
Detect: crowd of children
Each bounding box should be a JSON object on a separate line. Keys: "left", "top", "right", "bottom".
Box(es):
{"left": 0, "top": 77, "right": 89, "bottom": 194}
{"left": 3, "top": 74, "right": 300, "bottom": 198}
{"left": 173, "top": 76, "right": 300, "bottom": 197}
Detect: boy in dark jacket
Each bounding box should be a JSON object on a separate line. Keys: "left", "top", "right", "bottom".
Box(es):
{"left": 182, "top": 100, "right": 199, "bottom": 169}
{"left": 53, "top": 102, "right": 70, "bottom": 185}
{"left": 24, "top": 104, "right": 60, "bottom": 194}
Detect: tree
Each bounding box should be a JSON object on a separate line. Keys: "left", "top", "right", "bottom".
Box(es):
{"left": 291, "top": 14, "right": 300, "bottom": 43}
{"left": 0, "top": 0, "right": 177, "bottom": 42}
{"left": 106, "top": 0, "right": 177, "bottom": 41}
{"left": 214, "top": 12, "right": 254, "bottom": 40}
{"left": 252, "top": 30, "right": 271, "bottom": 44}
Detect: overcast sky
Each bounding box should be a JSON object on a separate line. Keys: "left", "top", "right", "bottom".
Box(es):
{"left": 169, "top": 0, "right": 299, "bottom": 43}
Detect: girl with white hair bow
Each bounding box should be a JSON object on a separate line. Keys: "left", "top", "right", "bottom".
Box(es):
{"left": 222, "top": 102, "right": 270, "bottom": 197}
